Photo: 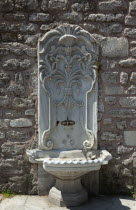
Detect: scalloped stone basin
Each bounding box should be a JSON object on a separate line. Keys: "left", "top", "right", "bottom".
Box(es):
{"left": 27, "top": 149, "right": 112, "bottom": 207}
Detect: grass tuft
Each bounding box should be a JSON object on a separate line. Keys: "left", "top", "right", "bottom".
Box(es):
{"left": 1, "top": 190, "right": 16, "bottom": 198}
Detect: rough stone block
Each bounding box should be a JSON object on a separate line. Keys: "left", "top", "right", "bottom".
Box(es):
{"left": 15, "top": 73, "right": 24, "bottom": 85}
{"left": 0, "top": 0, "right": 14, "bottom": 12}
{"left": 25, "top": 109, "right": 35, "bottom": 116}
{"left": 0, "top": 48, "right": 10, "bottom": 55}
{"left": 12, "top": 97, "right": 34, "bottom": 109}
{"left": 98, "top": 0, "right": 127, "bottom": 12}
{"left": 48, "top": 0, "right": 68, "bottom": 10}
{"left": 103, "top": 118, "right": 112, "bottom": 125}
{"left": 25, "top": 34, "right": 41, "bottom": 46}
{"left": 122, "top": 157, "right": 133, "bottom": 166}
{"left": 120, "top": 72, "right": 128, "bottom": 85}
{"left": 124, "top": 28, "right": 136, "bottom": 38}
{"left": 125, "top": 16, "right": 136, "bottom": 26}
{"left": 130, "top": 47, "right": 136, "bottom": 57}
{"left": 100, "top": 59, "right": 118, "bottom": 71}
{"left": 102, "top": 72, "right": 118, "bottom": 84}
{"left": 5, "top": 110, "right": 22, "bottom": 118}
{"left": 130, "top": 120, "right": 136, "bottom": 127}
{"left": 101, "top": 132, "right": 122, "bottom": 141}
{"left": 1, "top": 142, "right": 25, "bottom": 157}
{"left": 0, "top": 23, "right": 8, "bottom": 32}
{"left": 99, "top": 23, "right": 122, "bottom": 34}
{"left": 130, "top": 72, "right": 136, "bottom": 83}
{"left": 125, "top": 85, "right": 136, "bottom": 95}
{"left": 24, "top": 48, "right": 37, "bottom": 58}
{"left": 119, "top": 97, "right": 136, "bottom": 107}
{"left": 41, "top": 0, "right": 48, "bottom": 11}
{"left": 0, "top": 119, "right": 10, "bottom": 128}
{"left": 119, "top": 58, "right": 136, "bottom": 67}
{"left": 20, "top": 23, "right": 39, "bottom": 33}
{"left": 7, "top": 130, "right": 29, "bottom": 139}
{"left": 105, "top": 96, "right": 117, "bottom": 105}
{"left": 4, "top": 13, "right": 26, "bottom": 21}
{"left": 7, "top": 84, "right": 25, "bottom": 96}
{"left": 72, "top": 2, "right": 95, "bottom": 12}
{"left": 129, "top": 1, "right": 136, "bottom": 16}
{"left": 117, "top": 145, "right": 133, "bottom": 154}
{"left": 1, "top": 33, "right": 17, "bottom": 42}
{"left": 101, "top": 37, "right": 128, "bottom": 58}
{"left": 10, "top": 118, "right": 32, "bottom": 128}
{"left": 116, "top": 121, "right": 127, "bottom": 130}
{"left": 40, "top": 23, "right": 57, "bottom": 31}
{"left": 87, "top": 14, "right": 124, "bottom": 22}
{"left": 59, "top": 12, "right": 83, "bottom": 23}
{"left": 105, "top": 86, "right": 124, "bottom": 95}
{"left": 130, "top": 41, "right": 136, "bottom": 46}
{"left": 109, "top": 109, "right": 136, "bottom": 118}
{"left": 0, "top": 131, "right": 5, "bottom": 139}
{"left": 82, "top": 24, "right": 97, "bottom": 32}
{"left": 0, "top": 96, "right": 10, "bottom": 107}
{"left": 11, "top": 48, "right": 24, "bottom": 56}
{"left": 29, "top": 13, "right": 50, "bottom": 22}
{"left": 15, "top": 0, "right": 38, "bottom": 11}
{"left": 3, "top": 59, "right": 31, "bottom": 71}
{"left": 124, "top": 131, "right": 136, "bottom": 146}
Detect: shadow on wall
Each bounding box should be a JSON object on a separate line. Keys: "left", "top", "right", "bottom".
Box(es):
{"left": 69, "top": 196, "right": 134, "bottom": 210}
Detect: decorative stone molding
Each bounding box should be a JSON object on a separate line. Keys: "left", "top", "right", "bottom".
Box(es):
{"left": 38, "top": 24, "right": 98, "bottom": 151}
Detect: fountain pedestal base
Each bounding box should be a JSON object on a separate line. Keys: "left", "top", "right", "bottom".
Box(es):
{"left": 49, "top": 177, "right": 88, "bottom": 207}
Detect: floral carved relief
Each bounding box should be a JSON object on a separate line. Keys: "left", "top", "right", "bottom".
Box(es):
{"left": 39, "top": 24, "right": 98, "bottom": 150}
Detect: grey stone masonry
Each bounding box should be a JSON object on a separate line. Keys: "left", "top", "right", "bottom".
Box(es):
{"left": 120, "top": 72, "right": 128, "bottom": 85}
{"left": 105, "top": 86, "right": 124, "bottom": 95}
{"left": 10, "top": 118, "right": 32, "bottom": 128}
{"left": 119, "top": 58, "right": 136, "bottom": 67}
{"left": 98, "top": 0, "right": 127, "bottom": 12}
{"left": 0, "top": 0, "right": 135, "bottom": 196}
{"left": 87, "top": 14, "right": 124, "bottom": 22}
{"left": 124, "top": 131, "right": 136, "bottom": 146}
{"left": 130, "top": 72, "right": 136, "bottom": 83}
{"left": 101, "top": 132, "right": 122, "bottom": 141}
{"left": 101, "top": 38, "right": 128, "bottom": 58}
{"left": 129, "top": 1, "right": 136, "bottom": 16}
{"left": 105, "top": 96, "right": 117, "bottom": 105}
{"left": 119, "top": 97, "right": 136, "bottom": 107}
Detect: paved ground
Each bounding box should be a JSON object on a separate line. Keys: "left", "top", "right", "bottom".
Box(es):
{"left": 0, "top": 195, "right": 136, "bottom": 210}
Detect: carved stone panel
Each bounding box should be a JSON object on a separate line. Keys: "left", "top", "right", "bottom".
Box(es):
{"left": 38, "top": 24, "right": 98, "bottom": 150}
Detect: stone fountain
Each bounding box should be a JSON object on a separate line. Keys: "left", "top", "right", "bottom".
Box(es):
{"left": 27, "top": 24, "right": 112, "bottom": 207}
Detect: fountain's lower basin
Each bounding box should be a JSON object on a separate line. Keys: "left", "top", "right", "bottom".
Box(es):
{"left": 27, "top": 149, "right": 112, "bottom": 207}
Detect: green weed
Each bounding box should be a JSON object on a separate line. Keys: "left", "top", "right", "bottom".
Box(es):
{"left": 1, "top": 190, "right": 16, "bottom": 198}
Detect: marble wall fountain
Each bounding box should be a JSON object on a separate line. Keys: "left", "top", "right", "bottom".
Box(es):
{"left": 27, "top": 24, "right": 112, "bottom": 207}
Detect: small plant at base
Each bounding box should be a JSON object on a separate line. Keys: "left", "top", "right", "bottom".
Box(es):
{"left": 1, "top": 190, "right": 16, "bottom": 198}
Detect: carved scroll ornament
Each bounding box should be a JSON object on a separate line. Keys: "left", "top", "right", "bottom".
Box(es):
{"left": 39, "top": 24, "right": 98, "bottom": 150}
{"left": 39, "top": 24, "right": 98, "bottom": 109}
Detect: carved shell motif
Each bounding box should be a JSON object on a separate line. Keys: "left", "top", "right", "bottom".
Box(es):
{"left": 39, "top": 24, "right": 98, "bottom": 108}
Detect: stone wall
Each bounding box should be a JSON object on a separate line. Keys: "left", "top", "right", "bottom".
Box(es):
{"left": 0, "top": 0, "right": 135, "bottom": 195}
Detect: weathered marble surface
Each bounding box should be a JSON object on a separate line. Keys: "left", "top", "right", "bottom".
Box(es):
{"left": 38, "top": 24, "right": 98, "bottom": 151}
